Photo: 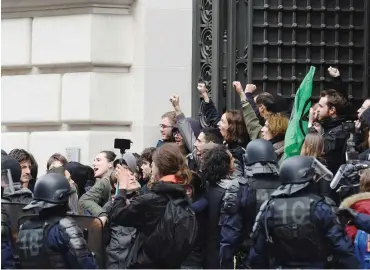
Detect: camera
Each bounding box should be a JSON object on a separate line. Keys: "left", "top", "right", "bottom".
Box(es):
{"left": 331, "top": 161, "right": 370, "bottom": 201}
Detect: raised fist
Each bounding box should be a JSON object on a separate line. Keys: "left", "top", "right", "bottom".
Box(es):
{"left": 232, "top": 81, "right": 243, "bottom": 94}
{"left": 328, "top": 66, "right": 340, "bottom": 77}
{"left": 197, "top": 83, "right": 207, "bottom": 96}
{"left": 169, "top": 94, "right": 180, "bottom": 108}
{"left": 245, "top": 84, "right": 257, "bottom": 94}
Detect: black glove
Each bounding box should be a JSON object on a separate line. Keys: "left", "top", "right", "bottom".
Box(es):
{"left": 336, "top": 207, "right": 358, "bottom": 225}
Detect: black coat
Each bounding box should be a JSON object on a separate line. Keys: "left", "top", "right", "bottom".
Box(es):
{"left": 111, "top": 181, "right": 189, "bottom": 268}
{"left": 321, "top": 117, "right": 349, "bottom": 174}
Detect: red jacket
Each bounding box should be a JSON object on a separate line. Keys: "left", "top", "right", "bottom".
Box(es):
{"left": 339, "top": 192, "right": 370, "bottom": 242}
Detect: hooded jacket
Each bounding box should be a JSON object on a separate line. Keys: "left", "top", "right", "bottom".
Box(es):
{"left": 339, "top": 192, "right": 370, "bottom": 242}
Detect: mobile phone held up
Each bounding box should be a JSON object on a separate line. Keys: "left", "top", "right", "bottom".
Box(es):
{"left": 114, "top": 139, "right": 132, "bottom": 151}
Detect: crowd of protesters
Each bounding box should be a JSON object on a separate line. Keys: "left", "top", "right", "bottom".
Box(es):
{"left": 1, "top": 66, "right": 370, "bottom": 269}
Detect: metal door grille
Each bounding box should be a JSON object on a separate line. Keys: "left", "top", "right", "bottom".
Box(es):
{"left": 192, "top": 0, "right": 370, "bottom": 115}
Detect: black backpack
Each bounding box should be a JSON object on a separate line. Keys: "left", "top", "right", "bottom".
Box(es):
{"left": 145, "top": 196, "right": 198, "bottom": 268}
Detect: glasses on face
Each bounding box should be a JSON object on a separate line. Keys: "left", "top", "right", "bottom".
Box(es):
{"left": 159, "top": 124, "right": 173, "bottom": 129}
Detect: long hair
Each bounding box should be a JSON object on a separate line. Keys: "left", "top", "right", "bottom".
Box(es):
{"left": 224, "top": 110, "right": 249, "bottom": 146}
{"left": 152, "top": 143, "right": 192, "bottom": 185}
{"left": 301, "top": 131, "right": 324, "bottom": 158}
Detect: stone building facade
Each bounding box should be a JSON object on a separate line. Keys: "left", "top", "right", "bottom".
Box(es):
{"left": 1, "top": 0, "right": 192, "bottom": 173}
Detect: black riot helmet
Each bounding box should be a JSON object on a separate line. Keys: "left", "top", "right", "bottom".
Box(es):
{"left": 23, "top": 173, "right": 71, "bottom": 210}
{"left": 280, "top": 156, "right": 316, "bottom": 185}
{"left": 244, "top": 139, "right": 278, "bottom": 166}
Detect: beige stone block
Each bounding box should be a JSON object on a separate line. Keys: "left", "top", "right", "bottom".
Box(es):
{"left": 91, "top": 15, "right": 133, "bottom": 64}
{"left": 29, "top": 131, "right": 133, "bottom": 175}
{"left": 1, "top": 18, "right": 32, "bottom": 66}
{"left": 32, "top": 15, "right": 92, "bottom": 65}
{"left": 32, "top": 14, "right": 133, "bottom": 65}
{"left": 61, "top": 72, "right": 132, "bottom": 124}
{"left": 1, "top": 132, "right": 30, "bottom": 153}
{"left": 1, "top": 74, "right": 62, "bottom": 125}
{"left": 141, "top": 8, "right": 192, "bottom": 67}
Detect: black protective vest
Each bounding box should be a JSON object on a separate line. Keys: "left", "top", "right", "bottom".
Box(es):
{"left": 267, "top": 194, "right": 329, "bottom": 267}
{"left": 1, "top": 207, "right": 11, "bottom": 244}
{"left": 17, "top": 217, "right": 67, "bottom": 269}
{"left": 248, "top": 175, "right": 281, "bottom": 221}
{"left": 16, "top": 216, "right": 91, "bottom": 269}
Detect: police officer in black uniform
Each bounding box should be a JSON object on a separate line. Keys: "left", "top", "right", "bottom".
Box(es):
{"left": 16, "top": 173, "right": 97, "bottom": 269}
{"left": 1, "top": 186, "right": 16, "bottom": 269}
{"left": 244, "top": 139, "right": 281, "bottom": 222}
{"left": 231, "top": 139, "right": 280, "bottom": 267}
{"left": 248, "top": 155, "right": 360, "bottom": 269}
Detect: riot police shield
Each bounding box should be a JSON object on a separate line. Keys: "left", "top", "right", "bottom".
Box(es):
{"left": 17, "top": 214, "right": 106, "bottom": 269}
{"left": 66, "top": 214, "right": 106, "bottom": 269}
{"left": 1, "top": 202, "right": 37, "bottom": 244}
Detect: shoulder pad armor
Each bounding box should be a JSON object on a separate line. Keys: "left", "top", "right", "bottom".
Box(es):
{"left": 59, "top": 217, "right": 89, "bottom": 252}
{"left": 250, "top": 199, "right": 270, "bottom": 240}
{"left": 223, "top": 178, "right": 240, "bottom": 214}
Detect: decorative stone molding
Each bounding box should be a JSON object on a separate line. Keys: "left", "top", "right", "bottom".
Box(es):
{"left": 1, "top": 0, "right": 135, "bottom": 19}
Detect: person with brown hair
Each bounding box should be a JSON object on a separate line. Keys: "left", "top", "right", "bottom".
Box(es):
{"left": 79, "top": 150, "right": 117, "bottom": 224}
{"left": 111, "top": 143, "right": 197, "bottom": 268}
{"left": 218, "top": 109, "right": 249, "bottom": 175}
{"left": 197, "top": 83, "right": 249, "bottom": 176}
{"left": 339, "top": 169, "right": 370, "bottom": 242}
{"left": 316, "top": 89, "right": 350, "bottom": 173}
{"left": 233, "top": 82, "right": 289, "bottom": 163}
{"left": 157, "top": 111, "right": 177, "bottom": 147}
{"left": 8, "top": 148, "right": 34, "bottom": 189}
{"left": 46, "top": 153, "right": 68, "bottom": 170}
{"left": 301, "top": 131, "right": 325, "bottom": 158}
{"left": 261, "top": 113, "right": 289, "bottom": 161}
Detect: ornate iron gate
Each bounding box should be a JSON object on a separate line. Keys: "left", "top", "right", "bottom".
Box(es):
{"left": 192, "top": 0, "right": 370, "bottom": 116}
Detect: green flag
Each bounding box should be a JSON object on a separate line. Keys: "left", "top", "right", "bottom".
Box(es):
{"left": 283, "top": 66, "right": 316, "bottom": 159}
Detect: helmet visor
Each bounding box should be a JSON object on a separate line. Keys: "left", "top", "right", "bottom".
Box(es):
{"left": 1, "top": 169, "right": 15, "bottom": 194}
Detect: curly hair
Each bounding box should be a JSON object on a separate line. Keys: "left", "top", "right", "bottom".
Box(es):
{"left": 201, "top": 145, "right": 231, "bottom": 185}
{"left": 224, "top": 110, "right": 249, "bottom": 145}
{"left": 265, "top": 113, "right": 289, "bottom": 138}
